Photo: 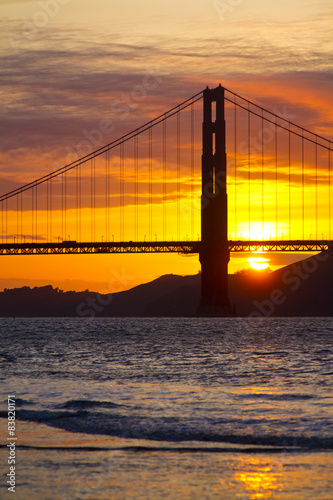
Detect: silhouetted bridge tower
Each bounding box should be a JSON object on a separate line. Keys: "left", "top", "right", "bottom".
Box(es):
{"left": 199, "top": 85, "right": 230, "bottom": 314}
{"left": 0, "top": 84, "right": 332, "bottom": 315}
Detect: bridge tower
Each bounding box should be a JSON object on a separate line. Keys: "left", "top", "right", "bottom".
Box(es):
{"left": 199, "top": 85, "right": 231, "bottom": 315}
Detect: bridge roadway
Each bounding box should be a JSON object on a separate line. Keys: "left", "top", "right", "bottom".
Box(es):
{"left": 0, "top": 240, "right": 332, "bottom": 255}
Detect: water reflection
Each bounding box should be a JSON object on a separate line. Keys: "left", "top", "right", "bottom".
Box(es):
{"left": 232, "top": 457, "right": 283, "bottom": 499}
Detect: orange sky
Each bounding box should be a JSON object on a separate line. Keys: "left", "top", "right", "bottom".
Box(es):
{"left": 0, "top": 0, "right": 332, "bottom": 292}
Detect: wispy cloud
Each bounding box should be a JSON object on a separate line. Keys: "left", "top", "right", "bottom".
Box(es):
{"left": 0, "top": 18, "right": 332, "bottom": 186}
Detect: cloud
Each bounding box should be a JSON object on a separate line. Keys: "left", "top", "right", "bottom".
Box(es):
{"left": 0, "top": 19, "right": 332, "bottom": 192}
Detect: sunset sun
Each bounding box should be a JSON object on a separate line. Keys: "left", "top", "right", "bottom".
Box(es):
{"left": 248, "top": 257, "right": 270, "bottom": 271}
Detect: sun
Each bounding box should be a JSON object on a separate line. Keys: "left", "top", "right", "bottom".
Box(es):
{"left": 248, "top": 257, "right": 270, "bottom": 271}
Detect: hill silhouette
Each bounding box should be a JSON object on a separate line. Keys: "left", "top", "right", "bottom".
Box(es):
{"left": 0, "top": 252, "right": 332, "bottom": 317}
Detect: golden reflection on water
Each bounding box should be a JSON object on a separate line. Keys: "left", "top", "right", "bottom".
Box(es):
{"left": 225, "top": 457, "right": 283, "bottom": 499}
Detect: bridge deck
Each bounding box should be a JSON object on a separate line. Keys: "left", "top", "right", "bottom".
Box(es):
{"left": 0, "top": 240, "right": 332, "bottom": 255}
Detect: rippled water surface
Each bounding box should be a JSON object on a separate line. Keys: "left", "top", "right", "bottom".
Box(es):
{"left": 0, "top": 317, "right": 332, "bottom": 499}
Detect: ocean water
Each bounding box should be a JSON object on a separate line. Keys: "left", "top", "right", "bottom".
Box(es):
{"left": 0, "top": 317, "right": 332, "bottom": 499}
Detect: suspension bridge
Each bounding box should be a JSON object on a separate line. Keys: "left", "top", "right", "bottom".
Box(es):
{"left": 0, "top": 85, "right": 332, "bottom": 314}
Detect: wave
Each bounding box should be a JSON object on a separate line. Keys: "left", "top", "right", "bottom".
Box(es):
{"left": 0, "top": 352, "right": 16, "bottom": 363}
{"left": 236, "top": 393, "right": 315, "bottom": 401}
{"left": 56, "top": 399, "right": 123, "bottom": 410}
{"left": 1, "top": 408, "right": 332, "bottom": 450}
{"left": 251, "top": 351, "right": 290, "bottom": 356}
{"left": 0, "top": 398, "right": 34, "bottom": 407}
{"left": 3, "top": 444, "right": 301, "bottom": 454}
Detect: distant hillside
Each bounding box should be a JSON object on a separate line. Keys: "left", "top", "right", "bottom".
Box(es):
{"left": 0, "top": 252, "right": 332, "bottom": 317}
{"left": 229, "top": 250, "right": 333, "bottom": 317}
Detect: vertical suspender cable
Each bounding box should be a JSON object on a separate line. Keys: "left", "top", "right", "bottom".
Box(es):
{"left": 302, "top": 133, "right": 305, "bottom": 241}
{"left": 315, "top": 138, "right": 318, "bottom": 240}
{"left": 122, "top": 144, "right": 125, "bottom": 241}
{"left": 46, "top": 180, "right": 49, "bottom": 243}
{"left": 105, "top": 151, "right": 108, "bottom": 241}
{"left": 76, "top": 160, "right": 79, "bottom": 242}
{"left": 78, "top": 163, "right": 81, "bottom": 242}
{"left": 177, "top": 109, "right": 180, "bottom": 241}
{"left": 50, "top": 179, "right": 52, "bottom": 243}
{"left": 93, "top": 157, "right": 96, "bottom": 242}
{"left": 33, "top": 184, "right": 37, "bottom": 243}
{"left": 120, "top": 143, "right": 124, "bottom": 241}
{"left": 191, "top": 103, "right": 194, "bottom": 241}
{"left": 62, "top": 173, "right": 64, "bottom": 241}
{"left": 234, "top": 99, "right": 237, "bottom": 239}
{"left": 329, "top": 142, "right": 331, "bottom": 240}
{"left": 288, "top": 124, "right": 291, "bottom": 239}
{"left": 261, "top": 111, "right": 264, "bottom": 239}
{"left": 64, "top": 171, "right": 66, "bottom": 241}
{"left": 135, "top": 136, "right": 139, "bottom": 241}
{"left": 2, "top": 201, "right": 5, "bottom": 243}
{"left": 35, "top": 185, "right": 38, "bottom": 242}
{"left": 105, "top": 151, "right": 108, "bottom": 242}
{"left": 163, "top": 119, "right": 167, "bottom": 241}
{"left": 119, "top": 147, "right": 121, "bottom": 241}
{"left": 275, "top": 122, "right": 278, "bottom": 239}
{"left": 32, "top": 187, "right": 34, "bottom": 242}
{"left": 119, "top": 144, "right": 123, "bottom": 241}
{"left": 6, "top": 199, "right": 8, "bottom": 243}
{"left": 149, "top": 128, "right": 152, "bottom": 241}
{"left": 91, "top": 159, "right": 93, "bottom": 242}
{"left": 20, "top": 191, "right": 23, "bottom": 243}
{"left": 248, "top": 104, "right": 251, "bottom": 239}
{"left": 17, "top": 191, "right": 19, "bottom": 243}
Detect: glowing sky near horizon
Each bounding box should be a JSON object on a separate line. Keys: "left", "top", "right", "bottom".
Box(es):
{"left": 0, "top": 0, "right": 332, "bottom": 291}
